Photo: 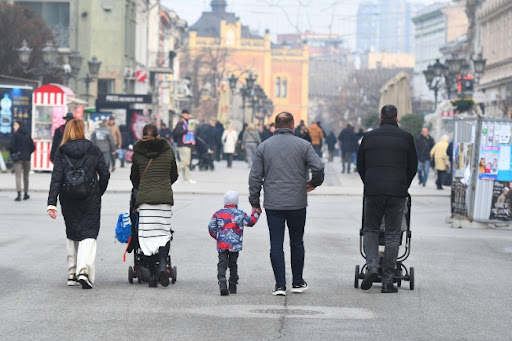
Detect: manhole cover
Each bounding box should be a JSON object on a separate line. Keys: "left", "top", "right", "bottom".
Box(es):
{"left": 250, "top": 308, "right": 324, "bottom": 316}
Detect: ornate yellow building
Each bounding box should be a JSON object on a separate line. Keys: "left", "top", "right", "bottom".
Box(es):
{"left": 182, "top": 0, "right": 309, "bottom": 124}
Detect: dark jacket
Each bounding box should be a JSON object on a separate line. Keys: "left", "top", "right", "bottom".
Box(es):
{"left": 130, "top": 138, "right": 178, "bottom": 207}
{"left": 338, "top": 127, "right": 358, "bottom": 153}
{"left": 249, "top": 128, "right": 325, "bottom": 210}
{"left": 174, "top": 118, "right": 194, "bottom": 148}
{"left": 47, "top": 139, "right": 110, "bottom": 241}
{"left": 50, "top": 123, "right": 66, "bottom": 162}
{"left": 416, "top": 134, "right": 435, "bottom": 162}
{"left": 196, "top": 124, "right": 218, "bottom": 148}
{"left": 357, "top": 121, "right": 417, "bottom": 197}
{"left": 9, "top": 127, "right": 35, "bottom": 161}
{"left": 325, "top": 132, "right": 337, "bottom": 151}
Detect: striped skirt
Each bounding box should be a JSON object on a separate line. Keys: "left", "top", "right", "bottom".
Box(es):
{"left": 137, "top": 203, "right": 173, "bottom": 256}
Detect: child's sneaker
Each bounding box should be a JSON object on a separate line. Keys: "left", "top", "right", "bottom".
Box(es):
{"left": 272, "top": 285, "right": 286, "bottom": 296}
{"left": 291, "top": 280, "right": 308, "bottom": 293}
{"left": 219, "top": 280, "right": 229, "bottom": 296}
{"left": 229, "top": 282, "right": 237, "bottom": 294}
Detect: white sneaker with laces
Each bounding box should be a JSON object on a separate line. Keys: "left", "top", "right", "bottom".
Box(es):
{"left": 291, "top": 280, "right": 308, "bottom": 293}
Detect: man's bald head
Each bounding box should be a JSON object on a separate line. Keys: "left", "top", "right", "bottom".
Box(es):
{"left": 275, "top": 112, "right": 294, "bottom": 129}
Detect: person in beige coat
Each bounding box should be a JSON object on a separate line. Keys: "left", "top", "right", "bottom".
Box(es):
{"left": 222, "top": 122, "right": 238, "bottom": 168}
{"left": 430, "top": 135, "right": 449, "bottom": 190}
{"left": 107, "top": 116, "right": 122, "bottom": 172}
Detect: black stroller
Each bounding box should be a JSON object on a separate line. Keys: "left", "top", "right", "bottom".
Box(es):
{"left": 190, "top": 136, "right": 214, "bottom": 171}
{"left": 354, "top": 195, "right": 415, "bottom": 290}
{"left": 126, "top": 189, "right": 177, "bottom": 285}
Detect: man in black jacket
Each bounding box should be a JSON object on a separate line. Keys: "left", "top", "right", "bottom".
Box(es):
{"left": 357, "top": 105, "right": 417, "bottom": 293}
{"left": 416, "top": 128, "right": 435, "bottom": 186}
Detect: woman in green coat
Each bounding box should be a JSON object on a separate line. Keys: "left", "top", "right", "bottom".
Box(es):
{"left": 130, "top": 123, "right": 178, "bottom": 287}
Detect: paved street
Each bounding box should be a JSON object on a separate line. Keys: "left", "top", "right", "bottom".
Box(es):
{"left": 1, "top": 159, "right": 511, "bottom": 340}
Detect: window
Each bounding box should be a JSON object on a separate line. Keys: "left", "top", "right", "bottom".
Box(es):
{"left": 17, "top": 1, "right": 70, "bottom": 48}
{"left": 282, "top": 78, "right": 287, "bottom": 98}
{"left": 97, "top": 79, "right": 115, "bottom": 96}
{"left": 275, "top": 77, "right": 281, "bottom": 98}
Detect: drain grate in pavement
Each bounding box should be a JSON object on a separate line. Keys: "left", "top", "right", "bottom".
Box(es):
{"left": 250, "top": 308, "right": 324, "bottom": 316}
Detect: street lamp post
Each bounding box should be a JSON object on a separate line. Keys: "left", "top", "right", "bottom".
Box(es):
{"left": 228, "top": 73, "right": 257, "bottom": 124}
{"left": 84, "top": 56, "right": 102, "bottom": 107}
{"left": 17, "top": 40, "right": 59, "bottom": 84}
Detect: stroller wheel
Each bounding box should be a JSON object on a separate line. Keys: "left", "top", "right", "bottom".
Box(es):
{"left": 128, "top": 266, "right": 134, "bottom": 284}
{"left": 409, "top": 267, "right": 415, "bottom": 290}
{"left": 396, "top": 268, "right": 402, "bottom": 287}
{"left": 354, "top": 265, "right": 360, "bottom": 288}
{"left": 171, "top": 266, "right": 177, "bottom": 284}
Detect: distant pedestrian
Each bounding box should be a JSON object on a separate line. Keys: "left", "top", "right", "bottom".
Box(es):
{"left": 309, "top": 121, "right": 324, "bottom": 157}
{"left": 338, "top": 124, "right": 357, "bottom": 174}
{"left": 91, "top": 118, "right": 116, "bottom": 169}
{"left": 416, "top": 128, "right": 435, "bottom": 187}
{"left": 9, "top": 120, "right": 35, "bottom": 201}
{"left": 215, "top": 121, "right": 224, "bottom": 161}
{"left": 222, "top": 122, "right": 238, "bottom": 168}
{"left": 237, "top": 123, "right": 248, "bottom": 161}
{"left": 174, "top": 109, "right": 196, "bottom": 184}
{"left": 242, "top": 123, "right": 261, "bottom": 168}
{"left": 159, "top": 122, "right": 173, "bottom": 146}
{"left": 325, "top": 131, "right": 337, "bottom": 162}
{"left": 130, "top": 123, "right": 178, "bottom": 288}
{"left": 47, "top": 119, "right": 110, "bottom": 289}
{"left": 50, "top": 113, "right": 74, "bottom": 163}
{"left": 107, "top": 116, "right": 122, "bottom": 172}
{"left": 430, "top": 135, "right": 449, "bottom": 190}
{"left": 249, "top": 112, "right": 325, "bottom": 296}
{"left": 260, "top": 123, "right": 275, "bottom": 142}
{"left": 357, "top": 105, "right": 417, "bottom": 293}
{"left": 297, "top": 125, "right": 311, "bottom": 142}
{"left": 208, "top": 190, "right": 260, "bottom": 295}
{"left": 294, "top": 120, "right": 306, "bottom": 137}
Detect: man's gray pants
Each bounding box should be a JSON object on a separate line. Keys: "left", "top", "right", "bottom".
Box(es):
{"left": 363, "top": 196, "right": 405, "bottom": 284}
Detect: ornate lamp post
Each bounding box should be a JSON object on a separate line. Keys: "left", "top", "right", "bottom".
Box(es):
{"left": 472, "top": 52, "right": 487, "bottom": 84}
{"left": 84, "top": 56, "right": 102, "bottom": 106}
{"left": 65, "top": 50, "right": 83, "bottom": 86}
{"left": 228, "top": 73, "right": 257, "bottom": 123}
{"left": 17, "top": 40, "right": 59, "bottom": 83}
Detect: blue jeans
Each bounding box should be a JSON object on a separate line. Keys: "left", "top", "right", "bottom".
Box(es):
{"left": 266, "top": 208, "right": 307, "bottom": 287}
{"left": 363, "top": 196, "right": 405, "bottom": 284}
{"left": 417, "top": 160, "right": 430, "bottom": 185}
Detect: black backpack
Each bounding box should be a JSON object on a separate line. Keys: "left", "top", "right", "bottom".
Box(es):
{"left": 62, "top": 153, "right": 96, "bottom": 199}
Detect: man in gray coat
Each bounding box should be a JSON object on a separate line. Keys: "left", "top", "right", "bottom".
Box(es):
{"left": 91, "top": 118, "right": 116, "bottom": 168}
{"left": 249, "top": 112, "right": 325, "bottom": 296}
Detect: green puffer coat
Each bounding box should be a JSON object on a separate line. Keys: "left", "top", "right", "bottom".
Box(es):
{"left": 130, "top": 138, "right": 178, "bottom": 207}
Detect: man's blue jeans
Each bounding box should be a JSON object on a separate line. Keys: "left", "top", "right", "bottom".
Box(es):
{"left": 266, "top": 208, "right": 307, "bottom": 287}
{"left": 417, "top": 160, "right": 430, "bottom": 185}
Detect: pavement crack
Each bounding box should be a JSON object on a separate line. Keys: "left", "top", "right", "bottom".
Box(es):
{"left": 276, "top": 295, "right": 288, "bottom": 339}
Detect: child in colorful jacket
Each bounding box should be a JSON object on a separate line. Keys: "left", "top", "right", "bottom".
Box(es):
{"left": 208, "top": 190, "right": 260, "bottom": 295}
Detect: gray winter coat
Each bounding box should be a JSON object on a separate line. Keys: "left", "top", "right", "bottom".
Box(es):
{"left": 91, "top": 125, "right": 116, "bottom": 154}
{"left": 249, "top": 128, "right": 325, "bottom": 210}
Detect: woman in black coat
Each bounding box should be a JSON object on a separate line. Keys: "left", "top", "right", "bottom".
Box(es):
{"left": 47, "top": 119, "right": 110, "bottom": 289}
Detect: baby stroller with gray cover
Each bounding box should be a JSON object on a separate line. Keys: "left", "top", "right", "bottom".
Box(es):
{"left": 126, "top": 188, "right": 177, "bottom": 285}
{"left": 354, "top": 195, "right": 415, "bottom": 290}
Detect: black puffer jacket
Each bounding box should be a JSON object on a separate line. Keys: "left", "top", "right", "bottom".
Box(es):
{"left": 9, "top": 127, "right": 35, "bottom": 161}
{"left": 47, "top": 139, "right": 110, "bottom": 241}
{"left": 357, "top": 121, "right": 417, "bottom": 197}
{"left": 130, "top": 138, "right": 178, "bottom": 207}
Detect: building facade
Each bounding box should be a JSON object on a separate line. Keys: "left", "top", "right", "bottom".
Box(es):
{"left": 477, "top": 0, "right": 512, "bottom": 118}
{"left": 182, "top": 0, "right": 309, "bottom": 125}
{"left": 412, "top": 1, "right": 468, "bottom": 102}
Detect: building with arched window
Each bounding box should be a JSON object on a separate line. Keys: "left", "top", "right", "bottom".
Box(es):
{"left": 182, "top": 0, "right": 309, "bottom": 124}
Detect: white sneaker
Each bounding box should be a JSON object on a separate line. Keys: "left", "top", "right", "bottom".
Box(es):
{"left": 67, "top": 274, "right": 80, "bottom": 286}
{"left": 291, "top": 280, "right": 308, "bottom": 293}
{"left": 78, "top": 273, "right": 93, "bottom": 289}
{"left": 272, "top": 286, "right": 286, "bottom": 296}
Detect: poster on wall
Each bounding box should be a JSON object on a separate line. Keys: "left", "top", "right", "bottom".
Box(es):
{"left": 451, "top": 177, "right": 468, "bottom": 217}
{"left": 51, "top": 106, "right": 66, "bottom": 135}
{"left": 0, "top": 86, "right": 32, "bottom": 141}
{"left": 496, "top": 145, "right": 512, "bottom": 181}
{"left": 478, "top": 146, "right": 499, "bottom": 180}
{"left": 130, "top": 109, "right": 151, "bottom": 141}
{"left": 489, "top": 181, "right": 512, "bottom": 221}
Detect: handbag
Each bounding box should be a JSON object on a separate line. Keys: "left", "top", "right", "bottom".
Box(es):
{"left": 11, "top": 152, "right": 21, "bottom": 163}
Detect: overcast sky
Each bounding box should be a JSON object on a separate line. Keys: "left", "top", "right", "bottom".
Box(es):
{"left": 163, "top": 0, "right": 444, "bottom": 50}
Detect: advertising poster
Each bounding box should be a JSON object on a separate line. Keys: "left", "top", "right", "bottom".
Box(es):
{"left": 497, "top": 144, "right": 512, "bottom": 181}
{"left": 130, "top": 109, "right": 151, "bottom": 141}
{"left": 478, "top": 146, "right": 499, "bottom": 180}
{"left": 0, "top": 86, "right": 32, "bottom": 141}
{"left": 489, "top": 181, "right": 512, "bottom": 221}
{"left": 51, "top": 106, "right": 66, "bottom": 135}
{"left": 451, "top": 177, "right": 468, "bottom": 216}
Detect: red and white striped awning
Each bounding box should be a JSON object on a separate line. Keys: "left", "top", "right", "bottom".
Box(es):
{"left": 441, "top": 110, "right": 458, "bottom": 118}
{"left": 33, "top": 84, "right": 73, "bottom": 106}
